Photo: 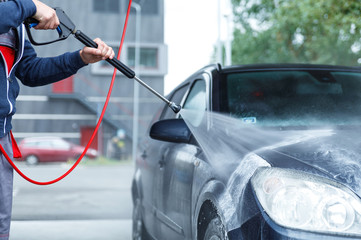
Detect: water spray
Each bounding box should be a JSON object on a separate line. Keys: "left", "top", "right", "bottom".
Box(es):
{"left": 25, "top": 7, "right": 182, "bottom": 113}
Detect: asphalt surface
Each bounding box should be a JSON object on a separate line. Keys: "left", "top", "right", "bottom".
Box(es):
{"left": 9, "top": 161, "right": 134, "bottom": 240}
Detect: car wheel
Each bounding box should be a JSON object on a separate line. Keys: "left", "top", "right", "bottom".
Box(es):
{"left": 204, "top": 216, "right": 228, "bottom": 240}
{"left": 132, "top": 199, "right": 148, "bottom": 240}
{"left": 26, "top": 155, "right": 39, "bottom": 165}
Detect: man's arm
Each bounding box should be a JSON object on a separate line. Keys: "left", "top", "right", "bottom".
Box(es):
{"left": 8, "top": 0, "right": 114, "bottom": 85}
{"left": 16, "top": 39, "right": 115, "bottom": 87}
{"left": 0, "top": 0, "right": 36, "bottom": 33}
{"left": 0, "top": 0, "right": 59, "bottom": 34}
{"left": 16, "top": 40, "right": 88, "bottom": 87}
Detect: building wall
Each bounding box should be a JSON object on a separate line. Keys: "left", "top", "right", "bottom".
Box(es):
{"left": 12, "top": 0, "right": 166, "bottom": 159}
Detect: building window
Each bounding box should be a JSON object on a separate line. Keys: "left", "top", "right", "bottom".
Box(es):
{"left": 91, "top": 42, "right": 167, "bottom": 76}
{"left": 132, "top": 0, "right": 158, "bottom": 15}
{"left": 127, "top": 47, "right": 158, "bottom": 69}
{"left": 93, "top": 0, "right": 120, "bottom": 13}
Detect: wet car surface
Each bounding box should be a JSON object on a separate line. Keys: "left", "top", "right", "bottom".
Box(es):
{"left": 131, "top": 64, "right": 361, "bottom": 239}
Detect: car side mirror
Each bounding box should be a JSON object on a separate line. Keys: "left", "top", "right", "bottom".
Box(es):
{"left": 150, "top": 119, "right": 192, "bottom": 143}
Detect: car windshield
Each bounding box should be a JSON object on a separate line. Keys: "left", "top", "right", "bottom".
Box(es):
{"left": 223, "top": 70, "right": 361, "bottom": 127}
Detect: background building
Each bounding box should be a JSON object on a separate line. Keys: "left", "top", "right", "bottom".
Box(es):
{"left": 13, "top": 0, "right": 167, "bottom": 159}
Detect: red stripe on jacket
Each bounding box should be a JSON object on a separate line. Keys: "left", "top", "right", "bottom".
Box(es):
{"left": 0, "top": 45, "right": 15, "bottom": 74}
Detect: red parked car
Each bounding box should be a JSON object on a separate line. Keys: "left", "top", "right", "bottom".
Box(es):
{"left": 18, "top": 137, "right": 98, "bottom": 165}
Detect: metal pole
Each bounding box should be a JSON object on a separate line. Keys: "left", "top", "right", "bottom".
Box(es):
{"left": 217, "top": 0, "right": 222, "bottom": 64}
{"left": 132, "top": 2, "right": 141, "bottom": 163}
{"left": 224, "top": 13, "right": 232, "bottom": 66}
{"left": 225, "top": 0, "right": 232, "bottom": 66}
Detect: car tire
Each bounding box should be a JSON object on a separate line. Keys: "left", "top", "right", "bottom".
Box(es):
{"left": 25, "top": 155, "right": 39, "bottom": 165}
{"left": 204, "top": 216, "right": 228, "bottom": 240}
{"left": 132, "top": 198, "right": 148, "bottom": 240}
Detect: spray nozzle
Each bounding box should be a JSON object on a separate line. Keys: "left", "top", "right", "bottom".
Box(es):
{"left": 169, "top": 102, "right": 182, "bottom": 113}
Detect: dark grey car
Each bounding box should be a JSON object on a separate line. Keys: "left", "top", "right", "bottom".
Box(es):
{"left": 131, "top": 64, "right": 361, "bottom": 240}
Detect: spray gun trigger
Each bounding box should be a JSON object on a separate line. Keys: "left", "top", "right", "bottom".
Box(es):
{"left": 29, "top": 23, "right": 62, "bottom": 36}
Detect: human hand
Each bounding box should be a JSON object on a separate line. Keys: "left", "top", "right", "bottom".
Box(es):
{"left": 32, "top": 0, "right": 59, "bottom": 29}
{"left": 79, "top": 38, "right": 115, "bottom": 64}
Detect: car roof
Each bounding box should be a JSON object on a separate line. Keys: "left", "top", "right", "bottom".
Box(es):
{"left": 167, "top": 63, "right": 361, "bottom": 97}
{"left": 21, "top": 137, "right": 65, "bottom": 142}
{"left": 220, "top": 63, "right": 361, "bottom": 74}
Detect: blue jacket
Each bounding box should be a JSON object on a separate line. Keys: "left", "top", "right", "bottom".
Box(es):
{"left": 0, "top": 0, "right": 87, "bottom": 137}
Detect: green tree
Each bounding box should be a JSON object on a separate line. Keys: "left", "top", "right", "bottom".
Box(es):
{"left": 231, "top": 0, "right": 361, "bottom": 66}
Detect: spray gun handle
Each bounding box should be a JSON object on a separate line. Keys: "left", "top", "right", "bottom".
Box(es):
{"left": 74, "top": 30, "right": 135, "bottom": 79}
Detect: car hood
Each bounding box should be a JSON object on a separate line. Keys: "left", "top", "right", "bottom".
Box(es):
{"left": 257, "top": 128, "right": 361, "bottom": 197}
{"left": 221, "top": 127, "right": 361, "bottom": 231}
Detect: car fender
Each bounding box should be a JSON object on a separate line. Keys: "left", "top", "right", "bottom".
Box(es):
{"left": 192, "top": 179, "right": 239, "bottom": 240}
{"left": 192, "top": 153, "right": 271, "bottom": 239}
{"left": 131, "top": 167, "right": 143, "bottom": 204}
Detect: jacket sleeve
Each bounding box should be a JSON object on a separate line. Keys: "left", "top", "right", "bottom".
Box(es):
{"left": 0, "top": 0, "right": 36, "bottom": 34}
{"left": 15, "top": 40, "right": 87, "bottom": 87}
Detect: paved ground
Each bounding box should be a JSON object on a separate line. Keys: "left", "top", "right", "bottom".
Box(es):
{"left": 10, "top": 220, "right": 131, "bottom": 240}
{"left": 9, "top": 161, "right": 134, "bottom": 240}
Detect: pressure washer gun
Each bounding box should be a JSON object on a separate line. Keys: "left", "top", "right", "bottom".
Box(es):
{"left": 24, "top": 8, "right": 181, "bottom": 113}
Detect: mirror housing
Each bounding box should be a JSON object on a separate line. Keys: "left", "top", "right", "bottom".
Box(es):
{"left": 150, "top": 119, "right": 192, "bottom": 143}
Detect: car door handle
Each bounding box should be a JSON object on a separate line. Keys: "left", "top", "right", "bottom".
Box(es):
{"left": 141, "top": 150, "right": 147, "bottom": 159}
{"left": 158, "top": 148, "right": 169, "bottom": 168}
{"left": 158, "top": 159, "right": 165, "bottom": 168}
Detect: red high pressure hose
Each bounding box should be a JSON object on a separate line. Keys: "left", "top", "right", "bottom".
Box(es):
{"left": 0, "top": 0, "right": 133, "bottom": 185}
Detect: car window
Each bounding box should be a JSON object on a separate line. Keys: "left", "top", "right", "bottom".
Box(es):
{"left": 183, "top": 80, "right": 206, "bottom": 111}
{"left": 37, "top": 140, "right": 52, "bottom": 148}
{"left": 224, "top": 70, "right": 361, "bottom": 127}
{"left": 183, "top": 80, "right": 206, "bottom": 126}
{"left": 160, "top": 83, "right": 189, "bottom": 120}
{"left": 51, "top": 139, "right": 71, "bottom": 150}
{"left": 23, "top": 141, "right": 38, "bottom": 147}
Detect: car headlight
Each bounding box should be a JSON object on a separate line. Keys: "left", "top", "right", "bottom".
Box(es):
{"left": 251, "top": 167, "right": 361, "bottom": 236}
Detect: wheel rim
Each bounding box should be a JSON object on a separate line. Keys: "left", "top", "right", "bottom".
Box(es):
{"left": 204, "top": 217, "right": 228, "bottom": 240}
{"left": 26, "top": 155, "right": 38, "bottom": 165}
{"left": 209, "top": 236, "right": 221, "bottom": 240}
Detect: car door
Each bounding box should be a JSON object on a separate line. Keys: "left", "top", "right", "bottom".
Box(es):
{"left": 35, "top": 140, "right": 54, "bottom": 162}
{"left": 49, "top": 138, "right": 72, "bottom": 162}
{"left": 138, "top": 83, "right": 190, "bottom": 238}
{"left": 156, "top": 78, "right": 208, "bottom": 239}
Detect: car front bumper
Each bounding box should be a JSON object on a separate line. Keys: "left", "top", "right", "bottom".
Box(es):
{"left": 228, "top": 213, "right": 361, "bottom": 240}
